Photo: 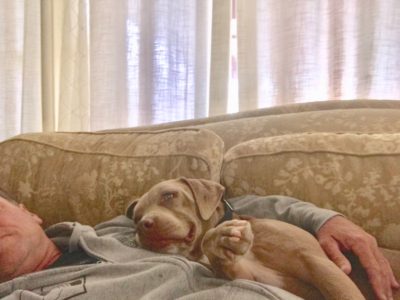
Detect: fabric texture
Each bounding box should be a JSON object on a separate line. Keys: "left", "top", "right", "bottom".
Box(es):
{"left": 0, "top": 129, "right": 224, "bottom": 227}
{"left": 222, "top": 132, "right": 400, "bottom": 250}
{"left": 229, "top": 195, "right": 339, "bottom": 235}
{"left": 47, "top": 248, "right": 98, "bottom": 269}
{"left": 201, "top": 108, "right": 400, "bottom": 150}
{"left": 236, "top": 0, "right": 400, "bottom": 108}
{"left": 0, "top": 0, "right": 42, "bottom": 141}
{"left": 41, "top": 0, "right": 90, "bottom": 132}
{"left": 89, "top": 0, "right": 213, "bottom": 129}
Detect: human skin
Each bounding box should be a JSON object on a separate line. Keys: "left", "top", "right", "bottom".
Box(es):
{"left": 317, "top": 215, "right": 399, "bottom": 300}
{"left": 0, "top": 197, "right": 61, "bottom": 283}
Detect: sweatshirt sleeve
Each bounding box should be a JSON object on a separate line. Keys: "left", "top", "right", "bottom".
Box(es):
{"left": 228, "top": 195, "right": 341, "bottom": 234}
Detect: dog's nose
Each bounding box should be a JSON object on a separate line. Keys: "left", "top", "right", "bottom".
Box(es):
{"left": 139, "top": 218, "right": 154, "bottom": 230}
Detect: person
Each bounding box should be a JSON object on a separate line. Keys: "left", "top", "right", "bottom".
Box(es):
{"left": 0, "top": 194, "right": 398, "bottom": 300}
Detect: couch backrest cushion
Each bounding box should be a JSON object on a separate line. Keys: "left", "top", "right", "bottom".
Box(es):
{"left": 0, "top": 129, "right": 224, "bottom": 226}
{"left": 200, "top": 108, "right": 400, "bottom": 150}
{"left": 100, "top": 100, "right": 400, "bottom": 134}
{"left": 222, "top": 132, "right": 400, "bottom": 250}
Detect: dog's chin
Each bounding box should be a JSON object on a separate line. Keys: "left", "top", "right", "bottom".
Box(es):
{"left": 136, "top": 224, "right": 199, "bottom": 256}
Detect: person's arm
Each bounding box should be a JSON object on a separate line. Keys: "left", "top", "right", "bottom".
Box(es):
{"left": 228, "top": 194, "right": 339, "bottom": 234}
{"left": 228, "top": 195, "right": 399, "bottom": 300}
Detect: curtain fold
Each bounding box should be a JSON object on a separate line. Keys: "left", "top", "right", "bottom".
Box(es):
{"left": 208, "top": 0, "right": 231, "bottom": 116}
{"left": 90, "top": 0, "right": 214, "bottom": 130}
{"left": 0, "top": 0, "right": 42, "bottom": 141}
{"left": 90, "top": 0, "right": 129, "bottom": 130}
{"left": 236, "top": 0, "right": 400, "bottom": 110}
{"left": 41, "top": 0, "right": 90, "bottom": 132}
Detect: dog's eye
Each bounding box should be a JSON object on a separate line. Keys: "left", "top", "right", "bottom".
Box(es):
{"left": 133, "top": 215, "right": 141, "bottom": 224}
{"left": 132, "top": 208, "right": 142, "bottom": 224}
{"left": 162, "top": 192, "right": 175, "bottom": 202}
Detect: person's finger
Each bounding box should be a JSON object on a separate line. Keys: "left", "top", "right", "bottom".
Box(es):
{"left": 374, "top": 249, "right": 398, "bottom": 298}
{"left": 377, "top": 255, "right": 392, "bottom": 300}
{"left": 351, "top": 242, "right": 389, "bottom": 300}
{"left": 319, "top": 237, "right": 351, "bottom": 274}
{"left": 391, "top": 268, "right": 400, "bottom": 289}
{"left": 378, "top": 250, "right": 400, "bottom": 289}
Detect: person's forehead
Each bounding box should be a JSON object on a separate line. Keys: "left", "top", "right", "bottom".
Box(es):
{"left": 0, "top": 197, "right": 18, "bottom": 209}
{"left": 0, "top": 196, "right": 7, "bottom": 206}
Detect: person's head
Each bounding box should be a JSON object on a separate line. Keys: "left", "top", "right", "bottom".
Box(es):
{"left": 0, "top": 196, "right": 60, "bottom": 282}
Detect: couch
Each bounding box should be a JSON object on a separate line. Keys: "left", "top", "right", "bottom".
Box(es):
{"left": 1, "top": 99, "right": 400, "bottom": 254}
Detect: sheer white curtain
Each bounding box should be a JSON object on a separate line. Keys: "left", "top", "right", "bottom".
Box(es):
{"left": 42, "top": 0, "right": 90, "bottom": 132}
{"left": 90, "top": 0, "right": 213, "bottom": 129}
{"left": 236, "top": 0, "right": 400, "bottom": 110}
{"left": 0, "top": 0, "right": 42, "bottom": 141}
{"left": 1, "top": 0, "right": 400, "bottom": 141}
{"left": 45, "top": 0, "right": 216, "bottom": 131}
{"left": 0, "top": 0, "right": 91, "bottom": 139}
{"left": 0, "top": 0, "right": 217, "bottom": 140}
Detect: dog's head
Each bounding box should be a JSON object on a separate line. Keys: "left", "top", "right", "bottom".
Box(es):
{"left": 126, "top": 178, "right": 225, "bottom": 259}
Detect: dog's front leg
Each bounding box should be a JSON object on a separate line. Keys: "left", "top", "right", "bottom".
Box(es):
{"left": 201, "top": 219, "right": 257, "bottom": 280}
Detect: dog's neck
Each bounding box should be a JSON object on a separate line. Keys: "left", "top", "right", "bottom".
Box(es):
{"left": 189, "top": 200, "right": 234, "bottom": 260}
{"left": 218, "top": 199, "right": 234, "bottom": 224}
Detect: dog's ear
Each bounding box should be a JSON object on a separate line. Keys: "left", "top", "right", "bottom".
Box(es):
{"left": 179, "top": 178, "right": 225, "bottom": 221}
{"left": 125, "top": 197, "right": 140, "bottom": 219}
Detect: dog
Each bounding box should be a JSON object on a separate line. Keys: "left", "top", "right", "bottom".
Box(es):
{"left": 126, "top": 177, "right": 400, "bottom": 300}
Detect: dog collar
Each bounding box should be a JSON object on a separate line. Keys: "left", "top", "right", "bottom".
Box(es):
{"left": 219, "top": 199, "right": 235, "bottom": 224}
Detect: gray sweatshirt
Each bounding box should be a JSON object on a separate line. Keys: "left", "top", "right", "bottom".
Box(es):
{"left": 0, "top": 195, "right": 338, "bottom": 300}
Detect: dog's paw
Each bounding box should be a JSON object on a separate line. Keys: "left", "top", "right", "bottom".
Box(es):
{"left": 202, "top": 219, "right": 254, "bottom": 263}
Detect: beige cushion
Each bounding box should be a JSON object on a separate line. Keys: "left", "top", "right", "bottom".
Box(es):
{"left": 222, "top": 132, "right": 400, "bottom": 250}
{"left": 0, "top": 129, "right": 224, "bottom": 226}
{"left": 201, "top": 108, "right": 400, "bottom": 150}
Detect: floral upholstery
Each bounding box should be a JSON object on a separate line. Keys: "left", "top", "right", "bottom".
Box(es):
{"left": 222, "top": 132, "right": 400, "bottom": 250}
{"left": 201, "top": 108, "right": 400, "bottom": 150}
{"left": 0, "top": 129, "right": 224, "bottom": 227}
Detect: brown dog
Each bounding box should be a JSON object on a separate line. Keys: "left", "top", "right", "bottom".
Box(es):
{"left": 126, "top": 178, "right": 400, "bottom": 300}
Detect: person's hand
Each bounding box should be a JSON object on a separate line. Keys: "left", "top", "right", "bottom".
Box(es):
{"left": 316, "top": 215, "right": 399, "bottom": 300}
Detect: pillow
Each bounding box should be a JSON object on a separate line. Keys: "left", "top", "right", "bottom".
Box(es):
{"left": 222, "top": 132, "right": 400, "bottom": 250}
{"left": 0, "top": 129, "right": 224, "bottom": 226}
